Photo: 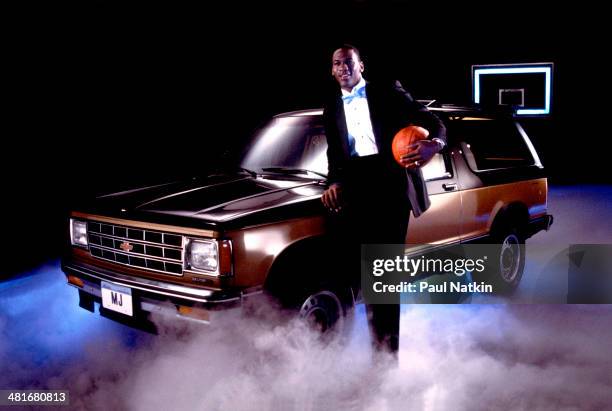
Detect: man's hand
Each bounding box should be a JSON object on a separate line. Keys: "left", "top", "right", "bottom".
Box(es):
{"left": 400, "top": 139, "right": 441, "bottom": 169}
{"left": 321, "top": 183, "right": 344, "bottom": 212}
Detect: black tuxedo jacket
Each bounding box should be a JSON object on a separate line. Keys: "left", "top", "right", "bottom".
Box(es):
{"left": 323, "top": 80, "right": 447, "bottom": 217}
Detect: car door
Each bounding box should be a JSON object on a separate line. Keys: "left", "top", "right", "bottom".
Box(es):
{"left": 405, "top": 150, "right": 462, "bottom": 245}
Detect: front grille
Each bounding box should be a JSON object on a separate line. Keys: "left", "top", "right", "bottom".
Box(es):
{"left": 87, "top": 221, "right": 184, "bottom": 276}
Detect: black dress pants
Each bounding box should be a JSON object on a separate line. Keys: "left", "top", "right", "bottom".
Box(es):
{"left": 328, "top": 154, "right": 410, "bottom": 354}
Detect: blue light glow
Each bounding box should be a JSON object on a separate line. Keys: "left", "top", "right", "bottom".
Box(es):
{"left": 473, "top": 64, "right": 553, "bottom": 115}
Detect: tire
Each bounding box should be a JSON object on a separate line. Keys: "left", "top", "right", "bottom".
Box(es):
{"left": 298, "top": 289, "right": 349, "bottom": 334}
{"left": 264, "top": 243, "right": 356, "bottom": 339}
{"left": 256, "top": 285, "right": 355, "bottom": 345}
{"left": 491, "top": 228, "right": 526, "bottom": 294}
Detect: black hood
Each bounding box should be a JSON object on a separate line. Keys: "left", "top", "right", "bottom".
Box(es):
{"left": 82, "top": 173, "right": 325, "bottom": 227}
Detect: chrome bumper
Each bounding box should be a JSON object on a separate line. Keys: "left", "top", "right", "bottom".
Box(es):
{"left": 62, "top": 261, "right": 261, "bottom": 323}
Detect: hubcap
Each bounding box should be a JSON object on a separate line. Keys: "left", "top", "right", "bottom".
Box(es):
{"left": 500, "top": 234, "right": 521, "bottom": 282}
{"left": 299, "top": 291, "right": 343, "bottom": 333}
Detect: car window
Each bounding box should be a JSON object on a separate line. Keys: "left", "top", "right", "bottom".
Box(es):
{"left": 422, "top": 153, "right": 452, "bottom": 181}
{"left": 451, "top": 119, "right": 535, "bottom": 171}
{"left": 241, "top": 116, "right": 328, "bottom": 177}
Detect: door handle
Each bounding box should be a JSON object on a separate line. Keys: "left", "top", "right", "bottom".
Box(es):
{"left": 442, "top": 183, "right": 457, "bottom": 191}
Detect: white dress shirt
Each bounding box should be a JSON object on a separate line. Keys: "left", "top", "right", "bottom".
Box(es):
{"left": 341, "top": 78, "right": 379, "bottom": 157}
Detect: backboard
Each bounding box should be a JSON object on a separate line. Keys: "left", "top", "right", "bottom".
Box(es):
{"left": 472, "top": 63, "right": 553, "bottom": 116}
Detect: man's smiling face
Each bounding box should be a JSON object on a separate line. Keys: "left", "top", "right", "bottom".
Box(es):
{"left": 331, "top": 48, "right": 364, "bottom": 92}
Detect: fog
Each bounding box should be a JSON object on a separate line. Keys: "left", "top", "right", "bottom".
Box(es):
{"left": 2, "top": 264, "right": 611, "bottom": 410}
{"left": 1, "top": 186, "right": 611, "bottom": 410}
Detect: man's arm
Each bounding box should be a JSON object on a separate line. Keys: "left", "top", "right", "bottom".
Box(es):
{"left": 323, "top": 106, "right": 345, "bottom": 185}
{"left": 322, "top": 105, "right": 345, "bottom": 211}
{"left": 392, "top": 80, "right": 447, "bottom": 144}
{"left": 392, "top": 80, "right": 447, "bottom": 168}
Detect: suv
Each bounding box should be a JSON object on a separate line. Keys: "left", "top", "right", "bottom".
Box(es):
{"left": 62, "top": 105, "right": 553, "bottom": 330}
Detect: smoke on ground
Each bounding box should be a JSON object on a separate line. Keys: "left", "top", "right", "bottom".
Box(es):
{"left": 1, "top": 263, "right": 611, "bottom": 410}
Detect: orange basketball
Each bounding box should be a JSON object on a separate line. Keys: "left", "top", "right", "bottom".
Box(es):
{"left": 391, "top": 125, "right": 429, "bottom": 166}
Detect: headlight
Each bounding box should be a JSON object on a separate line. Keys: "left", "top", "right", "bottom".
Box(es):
{"left": 70, "top": 219, "right": 88, "bottom": 247}
{"left": 186, "top": 239, "right": 218, "bottom": 272}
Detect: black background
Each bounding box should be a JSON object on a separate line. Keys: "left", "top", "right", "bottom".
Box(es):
{"left": 4, "top": 1, "right": 608, "bottom": 274}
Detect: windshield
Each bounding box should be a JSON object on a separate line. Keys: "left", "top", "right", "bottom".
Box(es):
{"left": 241, "top": 115, "right": 328, "bottom": 178}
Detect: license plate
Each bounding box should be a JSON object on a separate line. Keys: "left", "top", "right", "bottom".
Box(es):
{"left": 101, "top": 281, "right": 133, "bottom": 316}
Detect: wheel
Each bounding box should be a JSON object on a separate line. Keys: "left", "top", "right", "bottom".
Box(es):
{"left": 298, "top": 290, "right": 345, "bottom": 333}
{"left": 263, "top": 241, "right": 356, "bottom": 338}
{"left": 255, "top": 285, "right": 355, "bottom": 342}
{"left": 491, "top": 229, "right": 525, "bottom": 294}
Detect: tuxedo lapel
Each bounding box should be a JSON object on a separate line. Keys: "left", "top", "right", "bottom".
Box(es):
{"left": 365, "top": 82, "right": 385, "bottom": 151}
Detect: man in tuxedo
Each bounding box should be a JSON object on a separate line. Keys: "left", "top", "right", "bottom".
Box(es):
{"left": 321, "top": 44, "right": 446, "bottom": 354}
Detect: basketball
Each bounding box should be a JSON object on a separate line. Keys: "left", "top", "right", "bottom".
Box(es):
{"left": 391, "top": 125, "right": 429, "bottom": 166}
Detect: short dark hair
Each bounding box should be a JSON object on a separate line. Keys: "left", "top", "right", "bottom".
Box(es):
{"left": 333, "top": 43, "right": 362, "bottom": 61}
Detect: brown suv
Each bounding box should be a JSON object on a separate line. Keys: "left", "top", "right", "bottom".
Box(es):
{"left": 62, "top": 105, "right": 553, "bottom": 329}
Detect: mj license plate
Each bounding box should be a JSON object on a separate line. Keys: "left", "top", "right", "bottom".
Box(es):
{"left": 101, "top": 281, "right": 133, "bottom": 316}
